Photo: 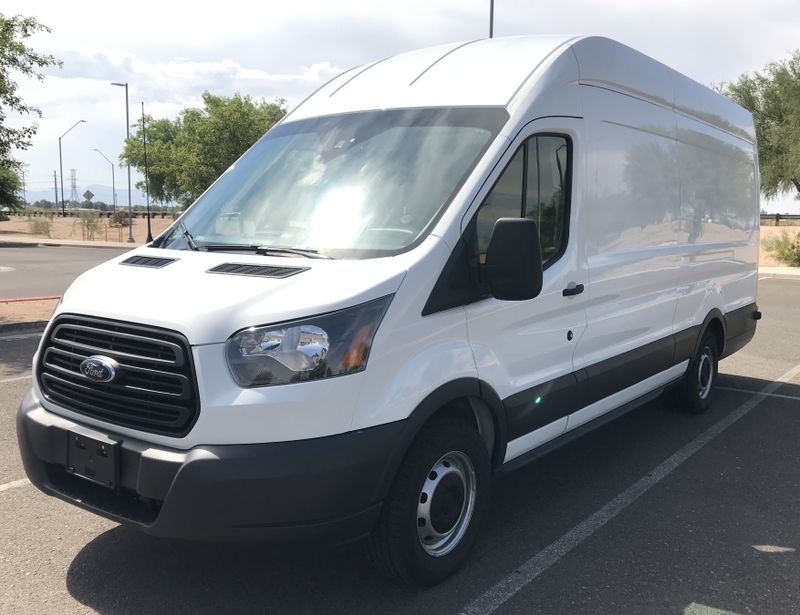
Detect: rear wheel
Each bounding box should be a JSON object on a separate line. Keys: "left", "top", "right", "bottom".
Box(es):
{"left": 366, "top": 418, "right": 490, "bottom": 585}
{"left": 677, "top": 331, "right": 719, "bottom": 414}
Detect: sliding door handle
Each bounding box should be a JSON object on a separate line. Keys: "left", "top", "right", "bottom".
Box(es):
{"left": 562, "top": 282, "right": 585, "bottom": 297}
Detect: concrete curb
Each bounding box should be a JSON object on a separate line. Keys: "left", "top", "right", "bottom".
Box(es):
{"left": 39, "top": 241, "right": 135, "bottom": 250}
{"left": 0, "top": 241, "right": 38, "bottom": 248}
{"left": 0, "top": 295, "right": 60, "bottom": 303}
{"left": 0, "top": 320, "right": 48, "bottom": 335}
{"left": 759, "top": 266, "right": 800, "bottom": 279}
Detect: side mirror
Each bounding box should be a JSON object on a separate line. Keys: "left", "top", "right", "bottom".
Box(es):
{"left": 484, "top": 218, "right": 543, "bottom": 301}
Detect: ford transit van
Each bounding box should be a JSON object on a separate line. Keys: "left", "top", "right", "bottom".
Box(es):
{"left": 17, "top": 35, "right": 760, "bottom": 584}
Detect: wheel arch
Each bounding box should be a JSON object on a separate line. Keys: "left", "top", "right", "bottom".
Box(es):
{"left": 697, "top": 308, "right": 726, "bottom": 358}
{"left": 370, "top": 378, "right": 508, "bottom": 503}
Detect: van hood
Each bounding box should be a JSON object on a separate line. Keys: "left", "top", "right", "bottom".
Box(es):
{"left": 56, "top": 244, "right": 415, "bottom": 345}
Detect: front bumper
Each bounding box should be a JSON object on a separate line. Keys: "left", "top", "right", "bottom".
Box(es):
{"left": 17, "top": 390, "right": 403, "bottom": 543}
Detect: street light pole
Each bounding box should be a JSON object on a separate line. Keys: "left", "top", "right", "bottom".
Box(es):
{"left": 489, "top": 0, "right": 494, "bottom": 38}
{"left": 58, "top": 120, "right": 85, "bottom": 216}
{"left": 141, "top": 101, "right": 153, "bottom": 242}
{"left": 93, "top": 149, "right": 116, "bottom": 213}
{"left": 20, "top": 166, "right": 26, "bottom": 207}
{"left": 111, "top": 82, "right": 134, "bottom": 243}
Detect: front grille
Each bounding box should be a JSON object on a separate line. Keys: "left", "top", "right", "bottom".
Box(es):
{"left": 37, "top": 315, "right": 199, "bottom": 437}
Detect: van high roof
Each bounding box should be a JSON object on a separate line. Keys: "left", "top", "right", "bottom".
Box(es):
{"left": 287, "top": 35, "right": 754, "bottom": 143}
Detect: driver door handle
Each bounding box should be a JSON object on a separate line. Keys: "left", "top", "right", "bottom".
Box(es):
{"left": 562, "top": 282, "right": 585, "bottom": 297}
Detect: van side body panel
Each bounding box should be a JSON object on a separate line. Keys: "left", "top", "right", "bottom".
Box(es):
{"left": 673, "top": 112, "right": 759, "bottom": 337}
{"left": 484, "top": 36, "right": 759, "bottom": 465}
{"left": 573, "top": 85, "right": 682, "bottom": 374}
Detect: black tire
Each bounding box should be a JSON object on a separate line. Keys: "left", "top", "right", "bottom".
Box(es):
{"left": 365, "top": 417, "right": 491, "bottom": 585}
{"left": 676, "top": 331, "right": 719, "bottom": 414}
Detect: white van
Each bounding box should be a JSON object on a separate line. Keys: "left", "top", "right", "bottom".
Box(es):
{"left": 17, "top": 35, "right": 760, "bottom": 584}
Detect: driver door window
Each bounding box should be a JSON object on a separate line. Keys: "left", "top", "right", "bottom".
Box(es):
{"left": 476, "top": 134, "right": 571, "bottom": 265}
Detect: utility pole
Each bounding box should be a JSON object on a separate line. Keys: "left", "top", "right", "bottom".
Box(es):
{"left": 58, "top": 120, "right": 86, "bottom": 216}
{"left": 141, "top": 101, "right": 153, "bottom": 242}
{"left": 20, "top": 166, "right": 27, "bottom": 207}
{"left": 111, "top": 82, "right": 134, "bottom": 243}
{"left": 93, "top": 149, "right": 116, "bottom": 213}
{"left": 53, "top": 171, "right": 58, "bottom": 207}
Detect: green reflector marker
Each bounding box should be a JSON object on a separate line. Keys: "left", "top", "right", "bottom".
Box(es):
{"left": 535, "top": 396, "right": 542, "bottom": 404}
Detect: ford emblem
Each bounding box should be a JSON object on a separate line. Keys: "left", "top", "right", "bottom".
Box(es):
{"left": 79, "top": 355, "right": 119, "bottom": 383}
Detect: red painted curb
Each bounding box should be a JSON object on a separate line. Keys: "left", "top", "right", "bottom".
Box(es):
{"left": 0, "top": 295, "right": 61, "bottom": 304}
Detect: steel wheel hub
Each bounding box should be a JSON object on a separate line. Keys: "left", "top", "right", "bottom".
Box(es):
{"left": 697, "top": 348, "right": 713, "bottom": 400}
{"left": 416, "top": 451, "right": 477, "bottom": 557}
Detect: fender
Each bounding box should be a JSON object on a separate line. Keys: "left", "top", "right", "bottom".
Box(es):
{"left": 369, "top": 378, "right": 508, "bottom": 504}
{"left": 696, "top": 308, "right": 726, "bottom": 358}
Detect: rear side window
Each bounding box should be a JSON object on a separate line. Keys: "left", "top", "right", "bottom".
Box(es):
{"left": 476, "top": 134, "right": 571, "bottom": 265}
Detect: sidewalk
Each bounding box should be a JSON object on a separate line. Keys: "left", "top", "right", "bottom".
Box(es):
{"left": 0, "top": 236, "right": 139, "bottom": 249}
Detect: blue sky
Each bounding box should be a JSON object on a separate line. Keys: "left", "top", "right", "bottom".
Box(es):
{"left": 7, "top": 0, "right": 800, "bottom": 212}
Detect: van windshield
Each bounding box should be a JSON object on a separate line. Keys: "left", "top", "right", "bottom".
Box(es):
{"left": 158, "top": 107, "right": 508, "bottom": 258}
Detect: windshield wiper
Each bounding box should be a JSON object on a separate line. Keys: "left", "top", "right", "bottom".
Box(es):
{"left": 196, "top": 243, "right": 332, "bottom": 259}
{"left": 165, "top": 233, "right": 334, "bottom": 259}
{"left": 255, "top": 247, "right": 333, "bottom": 260}
{"left": 179, "top": 221, "right": 200, "bottom": 251}
{"left": 199, "top": 243, "right": 263, "bottom": 252}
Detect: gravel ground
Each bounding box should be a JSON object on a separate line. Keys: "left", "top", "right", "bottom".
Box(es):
{"left": 0, "top": 300, "right": 58, "bottom": 324}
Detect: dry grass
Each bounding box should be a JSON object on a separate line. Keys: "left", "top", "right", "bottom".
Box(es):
{"left": 0, "top": 215, "right": 173, "bottom": 245}
{"left": 0, "top": 299, "right": 59, "bottom": 324}
{"left": 760, "top": 225, "right": 799, "bottom": 266}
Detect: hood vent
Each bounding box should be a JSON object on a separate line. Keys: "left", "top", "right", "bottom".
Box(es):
{"left": 207, "top": 262, "right": 309, "bottom": 279}
{"left": 121, "top": 255, "right": 178, "bottom": 268}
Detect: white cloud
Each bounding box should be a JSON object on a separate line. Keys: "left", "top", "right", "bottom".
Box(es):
{"left": 5, "top": 0, "right": 800, "bottom": 211}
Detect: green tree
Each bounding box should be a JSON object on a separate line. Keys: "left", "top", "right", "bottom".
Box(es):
{"left": 723, "top": 51, "right": 800, "bottom": 199}
{"left": 122, "top": 92, "right": 287, "bottom": 208}
{"left": 0, "top": 14, "right": 61, "bottom": 170}
{"left": 0, "top": 166, "right": 22, "bottom": 209}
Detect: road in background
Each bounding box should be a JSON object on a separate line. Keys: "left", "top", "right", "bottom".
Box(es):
{"left": 0, "top": 278, "right": 798, "bottom": 614}
{"left": 0, "top": 246, "right": 129, "bottom": 299}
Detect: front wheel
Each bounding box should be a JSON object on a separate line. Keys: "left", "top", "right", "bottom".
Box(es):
{"left": 366, "top": 418, "right": 491, "bottom": 585}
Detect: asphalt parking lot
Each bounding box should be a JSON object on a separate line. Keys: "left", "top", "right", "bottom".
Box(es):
{"left": 0, "top": 246, "right": 130, "bottom": 298}
{"left": 1, "top": 276, "right": 799, "bottom": 615}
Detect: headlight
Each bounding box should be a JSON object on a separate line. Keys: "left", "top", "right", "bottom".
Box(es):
{"left": 226, "top": 295, "right": 392, "bottom": 387}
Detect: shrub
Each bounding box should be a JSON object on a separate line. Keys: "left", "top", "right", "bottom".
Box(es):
{"left": 30, "top": 217, "right": 52, "bottom": 238}
{"left": 109, "top": 210, "right": 129, "bottom": 228}
{"left": 79, "top": 210, "right": 101, "bottom": 240}
{"left": 763, "top": 230, "right": 800, "bottom": 267}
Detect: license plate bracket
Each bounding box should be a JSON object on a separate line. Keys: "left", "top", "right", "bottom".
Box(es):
{"left": 66, "top": 429, "right": 120, "bottom": 489}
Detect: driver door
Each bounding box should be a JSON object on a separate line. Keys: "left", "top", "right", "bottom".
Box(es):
{"left": 463, "top": 118, "right": 588, "bottom": 463}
